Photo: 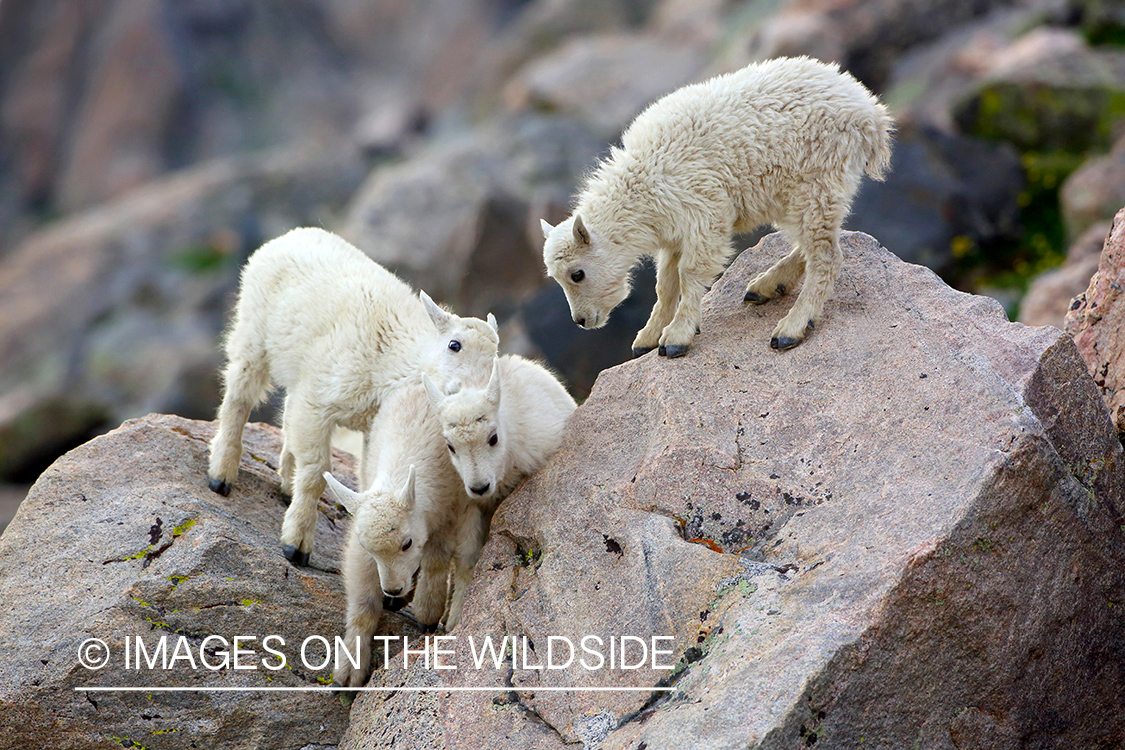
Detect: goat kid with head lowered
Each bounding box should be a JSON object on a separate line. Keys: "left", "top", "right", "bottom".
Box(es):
{"left": 324, "top": 355, "right": 575, "bottom": 688}
{"left": 542, "top": 56, "right": 894, "bottom": 355}
{"left": 207, "top": 227, "right": 499, "bottom": 566}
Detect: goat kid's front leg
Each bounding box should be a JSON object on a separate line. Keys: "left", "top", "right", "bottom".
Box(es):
{"left": 335, "top": 594, "right": 382, "bottom": 691}
{"left": 277, "top": 396, "right": 296, "bottom": 497}
{"left": 411, "top": 553, "right": 451, "bottom": 633}
{"left": 443, "top": 509, "right": 487, "bottom": 630}
{"left": 658, "top": 250, "right": 724, "bottom": 358}
{"left": 444, "top": 559, "right": 478, "bottom": 632}
{"left": 207, "top": 357, "right": 267, "bottom": 495}
{"left": 632, "top": 250, "right": 680, "bottom": 357}
{"left": 334, "top": 560, "right": 384, "bottom": 692}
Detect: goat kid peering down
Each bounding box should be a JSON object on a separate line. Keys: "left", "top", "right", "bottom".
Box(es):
{"left": 420, "top": 354, "right": 576, "bottom": 628}
{"left": 207, "top": 227, "right": 498, "bottom": 567}
{"left": 324, "top": 355, "right": 576, "bottom": 688}
{"left": 424, "top": 354, "right": 577, "bottom": 506}
{"left": 323, "top": 380, "right": 489, "bottom": 689}
{"left": 541, "top": 56, "right": 894, "bottom": 355}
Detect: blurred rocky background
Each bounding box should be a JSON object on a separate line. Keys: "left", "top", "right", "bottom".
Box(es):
{"left": 1, "top": 0, "right": 1124, "bottom": 528}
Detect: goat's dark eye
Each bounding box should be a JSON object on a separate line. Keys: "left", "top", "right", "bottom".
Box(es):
{"left": 448, "top": 340, "right": 462, "bottom": 352}
{"left": 570, "top": 269, "right": 585, "bottom": 283}
{"left": 447, "top": 442, "right": 456, "bottom": 455}
{"left": 488, "top": 433, "right": 498, "bottom": 447}
{"left": 401, "top": 539, "right": 412, "bottom": 552}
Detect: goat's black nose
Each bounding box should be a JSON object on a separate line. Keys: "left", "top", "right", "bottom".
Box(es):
{"left": 574, "top": 316, "right": 586, "bottom": 327}
{"left": 384, "top": 586, "right": 403, "bottom": 596}
{"left": 470, "top": 483, "right": 491, "bottom": 496}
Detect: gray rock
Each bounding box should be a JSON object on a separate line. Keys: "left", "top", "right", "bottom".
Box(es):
{"left": 1061, "top": 133, "right": 1125, "bottom": 240}
{"left": 342, "top": 115, "right": 607, "bottom": 320}
{"left": 455, "top": 0, "right": 665, "bottom": 114}
{"left": 53, "top": 0, "right": 184, "bottom": 212}
{"left": 882, "top": 0, "right": 1068, "bottom": 131}
{"left": 1066, "top": 206, "right": 1125, "bottom": 439}
{"left": 341, "top": 231, "right": 1125, "bottom": 749}
{"left": 1018, "top": 219, "right": 1109, "bottom": 328}
{"left": 503, "top": 32, "right": 710, "bottom": 136}
{"left": 954, "top": 27, "right": 1125, "bottom": 153}
{"left": 0, "top": 0, "right": 366, "bottom": 219}
{"left": 732, "top": 0, "right": 1044, "bottom": 91}
{"left": 0, "top": 414, "right": 360, "bottom": 749}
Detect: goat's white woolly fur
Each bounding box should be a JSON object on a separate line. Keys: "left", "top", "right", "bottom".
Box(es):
{"left": 207, "top": 227, "right": 498, "bottom": 564}
{"left": 542, "top": 56, "right": 894, "bottom": 353}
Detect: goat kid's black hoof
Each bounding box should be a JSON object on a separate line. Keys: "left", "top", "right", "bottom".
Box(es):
{"left": 383, "top": 595, "right": 407, "bottom": 612}
{"left": 632, "top": 345, "right": 656, "bottom": 358}
{"left": 743, "top": 290, "right": 769, "bottom": 304}
{"left": 208, "top": 478, "right": 231, "bottom": 496}
{"left": 419, "top": 622, "right": 440, "bottom": 635}
{"left": 658, "top": 345, "right": 667, "bottom": 356}
{"left": 663, "top": 344, "right": 690, "bottom": 358}
{"left": 770, "top": 336, "right": 802, "bottom": 351}
{"left": 282, "top": 545, "right": 310, "bottom": 567}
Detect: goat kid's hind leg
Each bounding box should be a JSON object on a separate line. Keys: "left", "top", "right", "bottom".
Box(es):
{"left": 658, "top": 245, "right": 726, "bottom": 358}
{"left": 632, "top": 250, "right": 680, "bottom": 357}
{"left": 207, "top": 356, "right": 270, "bottom": 496}
{"left": 744, "top": 245, "right": 805, "bottom": 304}
{"left": 771, "top": 206, "right": 843, "bottom": 350}
{"left": 279, "top": 404, "right": 333, "bottom": 566}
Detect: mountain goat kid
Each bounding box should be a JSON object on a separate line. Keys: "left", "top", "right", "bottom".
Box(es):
{"left": 541, "top": 56, "right": 894, "bottom": 355}
{"left": 424, "top": 354, "right": 577, "bottom": 505}
{"left": 207, "top": 227, "right": 498, "bottom": 567}
{"left": 324, "top": 355, "right": 576, "bottom": 688}
{"left": 322, "top": 382, "right": 488, "bottom": 689}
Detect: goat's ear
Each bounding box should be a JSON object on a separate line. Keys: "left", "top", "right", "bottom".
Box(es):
{"left": 422, "top": 373, "right": 444, "bottom": 408}
{"left": 486, "top": 358, "right": 502, "bottom": 406}
{"left": 540, "top": 219, "right": 554, "bottom": 239}
{"left": 402, "top": 465, "right": 417, "bottom": 510}
{"left": 486, "top": 313, "right": 498, "bottom": 334}
{"left": 419, "top": 290, "right": 450, "bottom": 331}
{"left": 572, "top": 214, "right": 590, "bottom": 245}
{"left": 323, "top": 472, "right": 363, "bottom": 516}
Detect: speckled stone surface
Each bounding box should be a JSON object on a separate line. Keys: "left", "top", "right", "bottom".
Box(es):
{"left": 342, "top": 231, "right": 1125, "bottom": 750}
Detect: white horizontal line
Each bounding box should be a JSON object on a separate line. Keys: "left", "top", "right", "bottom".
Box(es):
{"left": 76, "top": 686, "right": 673, "bottom": 693}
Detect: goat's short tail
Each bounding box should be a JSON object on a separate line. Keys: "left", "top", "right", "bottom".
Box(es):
{"left": 864, "top": 104, "right": 895, "bottom": 181}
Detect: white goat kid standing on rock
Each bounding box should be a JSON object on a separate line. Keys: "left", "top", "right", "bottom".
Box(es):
{"left": 323, "top": 354, "right": 576, "bottom": 688}
{"left": 206, "top": 227, "right": 498, "bottom": 567}
{"left": 422, "top": 354, "right": 576, "bottom": 624}
{"left": 322, "top": 376, "right": 488, "bottom": 688}
{"left": 541, "top": 56, "right": 894, "bottom": 355}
